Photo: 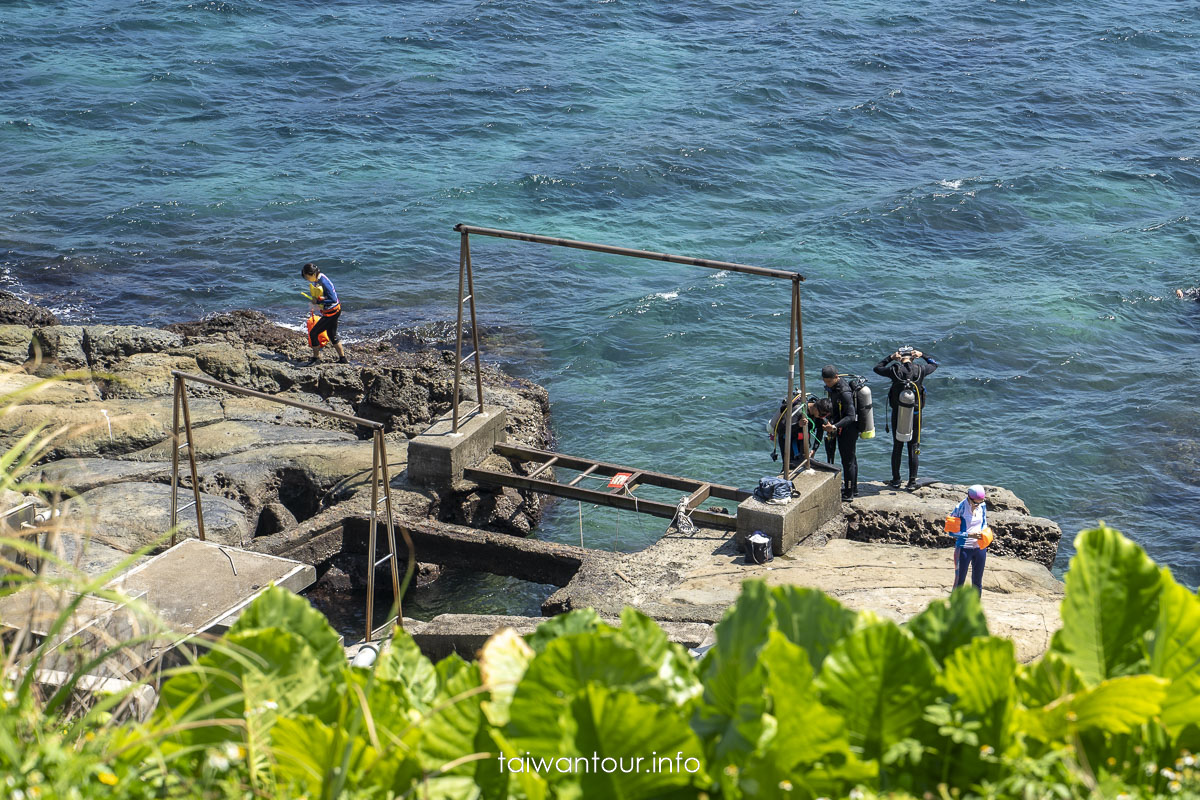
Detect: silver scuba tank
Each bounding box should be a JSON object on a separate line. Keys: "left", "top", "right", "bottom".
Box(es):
{"left": 895, "top": 387, "right": 917, "bottom": 442}
{"left": 856, "top": 383, "right": 875, "bottom": 439}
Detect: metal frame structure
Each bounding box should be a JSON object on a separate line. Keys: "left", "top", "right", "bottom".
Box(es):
{"left": 168, "top": 371, "right": 410, "bottom": 643}
{"left": 449, "top": 224, "right": 811, "bottom": 475}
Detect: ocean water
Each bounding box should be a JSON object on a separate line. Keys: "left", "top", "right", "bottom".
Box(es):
{"left": 3, "top": 0, "right": 1199, "bottom": 616}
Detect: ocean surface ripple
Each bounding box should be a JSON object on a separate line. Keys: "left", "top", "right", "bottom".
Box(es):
{"left": 3, "top": 0, "right": 1198, "bottom": 615}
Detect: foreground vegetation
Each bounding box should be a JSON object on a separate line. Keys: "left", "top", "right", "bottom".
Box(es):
{"left": 2, "top": 522, "right": 1199, "bottom": 799}
{"left": 3, "top": 378, "right": 1200, "bottom": 798}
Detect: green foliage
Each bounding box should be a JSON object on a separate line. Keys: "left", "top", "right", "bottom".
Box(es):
{"left": 11, "top": 511, "right": 1200, "bottom": 798}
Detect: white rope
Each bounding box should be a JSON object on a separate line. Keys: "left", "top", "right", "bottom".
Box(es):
{"left": 99, "top": 409, "right": 112, "bottom": 442}
{"left": 672, "top": 496, "right": 696, "bottom": 535}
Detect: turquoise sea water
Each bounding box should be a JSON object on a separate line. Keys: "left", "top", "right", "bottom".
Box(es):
{"left": 3, "top": 1, "right": 1199, "bottom": 615}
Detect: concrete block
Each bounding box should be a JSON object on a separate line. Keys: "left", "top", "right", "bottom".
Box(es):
{"left": 407, "top": 406, "right": 507, "bottom": 488}
{"left": 736, "top": 468, "right": 842, "bottom": 556}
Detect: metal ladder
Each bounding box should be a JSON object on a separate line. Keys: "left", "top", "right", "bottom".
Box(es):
{"left": 451, "top": 229, "right": 485, "bottom": 432}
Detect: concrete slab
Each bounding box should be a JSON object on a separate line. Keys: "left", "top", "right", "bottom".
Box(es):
{"left": 106, "top": 538, "right": 316, "bottom": 635}
{"left": 736, "top": 467, "right": 841, "bottom": 555}
{"left": 408, "top": 407, "right": 507, "bottom": 488}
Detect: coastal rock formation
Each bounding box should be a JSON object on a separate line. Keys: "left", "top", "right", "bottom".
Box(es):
{"left": 1, "top": 303, "right": 553, "bottom": 557}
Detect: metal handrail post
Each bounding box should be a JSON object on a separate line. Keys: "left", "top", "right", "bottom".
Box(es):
{"left": 365, "top": 430, "right": 380, "bottom": 643}
{"left": 464, "top": 235, "right": 485, "bottom": 416}
{"left": 451, "top": 232, "right": 468, "bottom": 433}
{"left": 376, "top": 431, "right": 414, "bottom": 627}
{"left": 169, "top": 377, "right": 181, "bottom": 547}
{"left": 783, "top": 283, "right": 796, "bottom": 477}
{"left": 178, "top": 382, "right": 206, "bottom": 542}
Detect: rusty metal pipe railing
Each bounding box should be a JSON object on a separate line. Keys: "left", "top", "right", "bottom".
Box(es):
{"left": 170, "top": 371, "right": 383, "bottom": 430}
{"left": 454, "top": 224, "right": 804, "bottom": 282}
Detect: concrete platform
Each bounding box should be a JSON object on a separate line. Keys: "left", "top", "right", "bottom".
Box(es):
{"left": 106, "top": 538, "right": 316, "bottom": 635}
{"left": 735, "top": 466, "right": 841, "bottom": 556}
{"left": 407, "top": 406, "right": 508, "bottom": 488}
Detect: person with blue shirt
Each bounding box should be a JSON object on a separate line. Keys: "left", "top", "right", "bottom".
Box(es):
{"left": 950, "top": 484, "right": 988, "bottom": 596}
{"left": 302, "top": 262, "right": 347, "bottom": 365}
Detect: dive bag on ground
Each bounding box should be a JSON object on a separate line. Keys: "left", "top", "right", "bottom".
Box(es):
{"left": 746, "top": 531, "right": 773, "bottom": 565}
{"left": 753, "top": 476, "right": 794, "bottom": 503}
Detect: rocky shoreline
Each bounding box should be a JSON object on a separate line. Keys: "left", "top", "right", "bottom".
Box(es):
{"left": 1, "top": 289, "right": 1065, "bottom": 654}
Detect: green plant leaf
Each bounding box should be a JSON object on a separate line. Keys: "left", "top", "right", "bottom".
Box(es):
{"left": 761, "top": 630, "right": 850, "bottom": 768}
{"left": 417, "top": 655, "right": 486, "bottom": 776}
{"left": 480, "top": 628, "right": 535, "bottom": 727}
{"left": 1149, "top": 574, "right": 1200, "bottom": 737}
{"left": 770, "top": 585, "right": 858, "bottom": 675}
{"left": 1016, "top": 651, "right": 1086, "bottom": 709}
{"left": 376, "top": 626, "right": 438, "bottom": 711}
{"left": 616, "top": 607, "right": 701, "bottom": 707}
{"left": 1051, "top": 525, "right": 1163, "bottom": 684}
{"left": 476, "top": 728, "right": 550, "bottom": 800}
{"left": 507, "top": 633, "right": 666, "bottom": 763}
{"left": 694, "top": 580, "right": 774, "bottom": 763}
{"left": 571, "top": 683, "right": 708, "bottom": 799}
{"left": 942, "top": 636, "right": 1018, "bottom": 753}
{"left": 230, "top": 585, "right": 344, "bottom": 676}
{"left": 816, "top": 620, "right": 939, "bottom": 762}
{"left": 526, "top": 608, "right": 612, "bottom": 653}
{"left": 905, "top": 586, "right": 989, "bottom": 664}
{"left": 271, "top": 714, "right": 381, "bottom": 796}
{"left": 1028, "top": 675, "right": 1170, "bottom": 741}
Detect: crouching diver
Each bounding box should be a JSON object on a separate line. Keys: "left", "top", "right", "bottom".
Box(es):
{"left": 821, "top": 365, "right": 859, "bottom": 500}
{"left": 769, "top": 395, "right": 832, "bottom": 465}
{"left": 874, "top": 346, "right": 938, "bottom": 490}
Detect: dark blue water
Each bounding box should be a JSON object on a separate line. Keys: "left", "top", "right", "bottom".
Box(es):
{"left": 3, "top": 1, "right": 1199, "bottom": 611}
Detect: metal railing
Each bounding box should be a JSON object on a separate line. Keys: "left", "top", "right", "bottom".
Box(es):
{"left": 167, "top": 371, "right": 412, "bottom": 642}
{"left": 449, "top": 224, "right": 812, "bottom": 474}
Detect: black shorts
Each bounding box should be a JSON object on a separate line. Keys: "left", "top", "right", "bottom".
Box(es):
{"left": 309, "top": 310, "right": 341, "bottom": 347}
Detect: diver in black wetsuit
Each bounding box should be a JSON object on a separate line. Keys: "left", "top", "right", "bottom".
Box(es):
{"left": 771, "top": 396, "right": 831, "bottom": 464}
{"left": 821, "top": 365, "right": 859, "bottom": 501}
{"left": 1177, "top": 287, "right": 1199, "bottom": 301}
{"left": 874, "top": 347, "right": 939, "bottom": 490}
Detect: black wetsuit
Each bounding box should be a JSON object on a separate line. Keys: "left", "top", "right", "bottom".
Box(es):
{"left": 824, "top": 378, "right": 858, "bottom": 495}
{"left": 873, "top": 355, "right": 939, "bottom": 482}
{"left": 773, "top": 397, "right": 824, "bottom": 462}
{"left": 1180, "top": 287, "right": 1200, "bottom": 302}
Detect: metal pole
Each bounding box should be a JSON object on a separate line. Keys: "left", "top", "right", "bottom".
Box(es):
{"left": 376, "top": 431, "right": 413, "bottom": 630}
{"left": 169, "top": 377, "right": 181, "bottom": 547}
{"left": 783, "top": 282, "right": 796, "bottom": 477}
{"left": 178, "top": 380, "right": 206, "bottom": 542}
{"left": 365, "top": 430, "right": 380, "bottom": 643}
{"left": 795, "top": 278, "right": 809, "bottom": 471}
{"left": 168, "top": 372, "right": 383, "bottom": 430}
{"left": 451, "top": 232, "right": 468, "bottom": 433}
{"left": 464, "top": 235, "right": 485, "bottom": 416}
{"left": 453, "top": 224, "right": 804, "bottom": 282}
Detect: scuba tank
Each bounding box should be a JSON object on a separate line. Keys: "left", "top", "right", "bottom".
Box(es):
{"left": 853, "top": 380, "right": 874, "bottom": 440}
{"left": 895, "top": 384, "right": 917, "bottom": 442}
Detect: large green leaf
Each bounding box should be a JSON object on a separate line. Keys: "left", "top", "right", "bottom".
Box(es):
{"left": 507, "top": 633, "right": 665, "bottom": 761}
{"left": 906, "top": 587, "right": 989, "bottom": 665}
{"left": 616, "top": 607, "right": 701, "bottom": 707}
{"left": 816, "top": 620, "right": 939, "bottom": 761}
{"left": 1051, "top": 525, "right": 1163, "bottom": 684}
{"left": 1015, "top": 651, "right": 1086, "bottom": 709}
{"left": 271, "top": 714, "right": 386, "bottom": 796}
{"left": 230, "top": 585, "right": 343, "bottom": 675}
{"left": 942, "top": 637, "right": 1018, "bottom": 753}
{"left": 761, "top": 630, "right": 849, "bottom": 768}
{"left": 526, "top": 608, "right": 613, "bottom": 653}
{"left": 1025, "top": 675, "right": 1169, "bottom": 742}
{"left": 417, "top": 655, "right": 486, "bottom": 776}
{"left": 376, "top": 626, "right": 438, "bottom": 711}
{"left": 571, "top": 683, "right": 708, "bottom": 799}
{"left": 479, "top": 629, "right": 535, "bottom": 727}
{"left": 476, "top": 728, "right": 550, "bottom": 800}
{"left": 770, "top": 585, "right": 857, "bottom": 674}
{"left": 1149, "top": 574, "right": 1200, "bottom": 736}
{"left": 694, "top": 580, "right": 774, "bottom": 763}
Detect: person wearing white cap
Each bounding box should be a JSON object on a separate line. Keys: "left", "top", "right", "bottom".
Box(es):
{"left": 948, "top": 484, "right": 989, "bottom": 596}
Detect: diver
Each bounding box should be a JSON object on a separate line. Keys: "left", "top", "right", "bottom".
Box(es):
{"left": 821, "top": 365, "right": 859, "bottom": 500}
{"left": 769, "top": 395, "right": 832, "bottom": 465}
{"left": 874, "top": 346, "right": 939, "bottom": 490}
{"left": 1176, "top": 287, "right": 1200, "bottom": 301}
{"left": 302, "top": 262, "right": 348, "bottom": 365}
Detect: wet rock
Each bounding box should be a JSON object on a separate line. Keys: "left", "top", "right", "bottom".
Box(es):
{"left": 0, "top": 325, "right": 33, "bottom": 364}
{"left": 39, "top": 458, "right": 171, "bottom": 494}
{"left": 0, "top": 291, "right": 58, "bottom": 327}
{"left": 255, "top": 502, "right": 299, "bottom": 536}
{"left": 64, "top": 482, "right": 251, "bottom": 553}
{"left": 120, "top": 420, "right": 356, "bottom": 462}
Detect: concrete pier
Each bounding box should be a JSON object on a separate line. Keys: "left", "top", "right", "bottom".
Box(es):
{"left": 407, "top": 406, "right": 508, "bottom": 489}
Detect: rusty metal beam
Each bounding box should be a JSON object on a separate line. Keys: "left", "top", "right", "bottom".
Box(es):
{"left": 464, "top": 467, "right": 737, "bottom": 530}
{"left": 496, "top": 443, "right": 750, "bottom": 502}
{"left": 454, "top": 224, "right": 803, "bottom": 282}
